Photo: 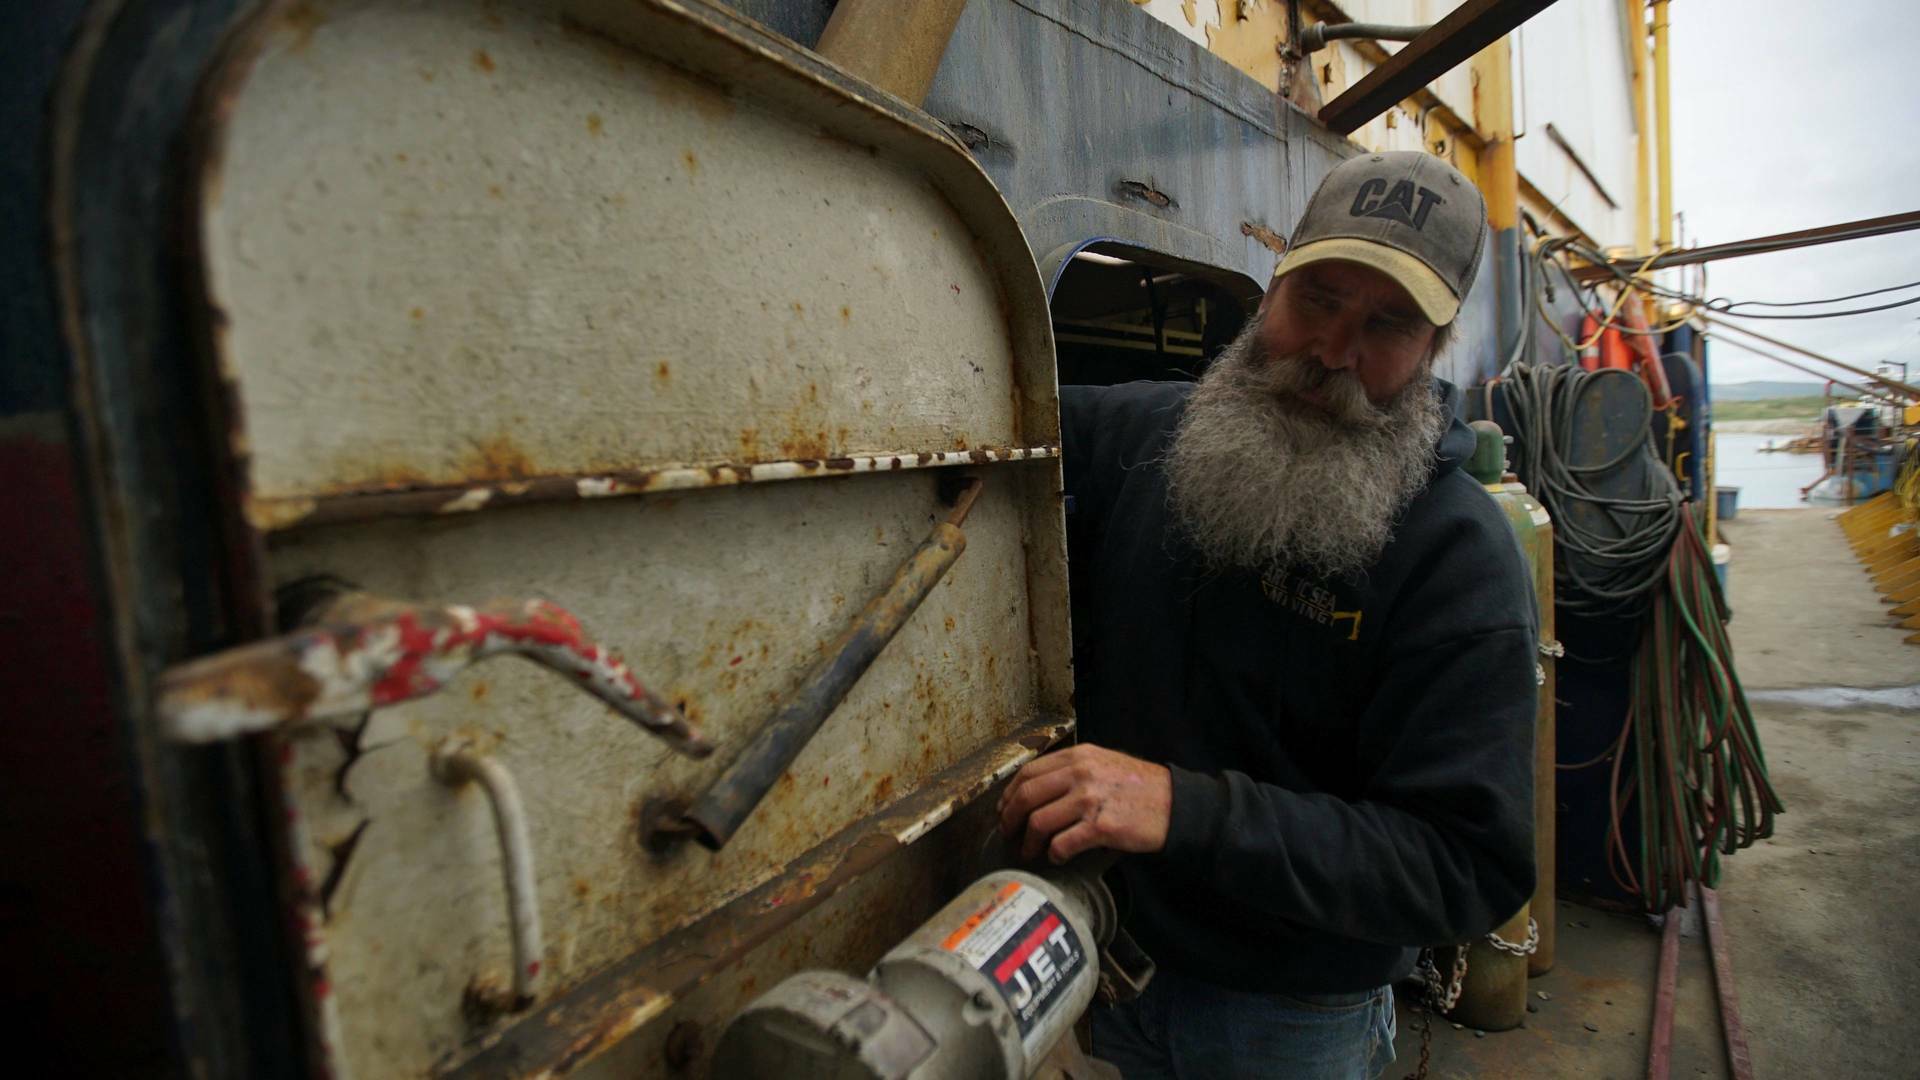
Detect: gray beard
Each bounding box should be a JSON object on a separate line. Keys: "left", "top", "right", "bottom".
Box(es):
{"left": 1163, "top": 322, "right": 1451, "bottom": 580}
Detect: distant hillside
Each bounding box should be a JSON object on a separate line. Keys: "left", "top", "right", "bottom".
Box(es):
{"left": 1711, "top": 380, "right": 1829, "bottom": 401}
{"left": 1712, "top": 396, "right": 1827, "bottom": 421}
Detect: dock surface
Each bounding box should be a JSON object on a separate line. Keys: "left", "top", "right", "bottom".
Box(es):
{"left": 1392, "top": 507, "right": 1920, "bottom": 1078}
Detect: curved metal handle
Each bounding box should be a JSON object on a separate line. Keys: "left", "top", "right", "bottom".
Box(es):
{"left": 156, "top": 592, "right": 711, "bottom": 757}
{"left": 433, "top": 740, "right": 543, "bottom": 1010}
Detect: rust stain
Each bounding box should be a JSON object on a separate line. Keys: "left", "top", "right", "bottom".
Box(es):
{"left": 1240, "top": 220, "right": 1289, "bottom": 255}
{"left": 839, "top": 305, "right": 851, "bottom": 323}
{"left": 394, "top": 152, "right": 409, "bottom": 163}
{"left": 680, "top": 149, "right": 699, "bottom": 176}
{"left": 473, "top": 48, "right": 496, "bottom": 74}
{"left": 419, "top": 68, "right": 436, "bottom": 82}
{"left": 943, "top": 616, "right": 956, "bottom": 633}
{"left": 791, "top": 301, "right": 805, "bottom": 317}
{"left": 461, "top": 434, "right": 536, "bottom": 482}
{"left": 655, "top": 360, "right": 671, "bottom": 382}
{"left": 487, "top": 184, "right": 503, "bottom": 199}
{"left": 572, "top": 877, "right": 593, "bottom": 901}
{"left": 636, "top": 55, "right": 738, "bottom": 123}
{"left": 279, "top": 1, "right": 325, "bottom": 53}
{"left": 469, "top": 680, "right": 490, "bottom": 703}
{"left": 871, "top": 775, "right": 894, "bottom": 803}
{"left": 586, "top": 113, "right": 604, "bottom": 137}
{"left": 778, "top": 432, "right": 831, "bottom": 461}
{"left": 409, "top": 306, "right": 425, "bottom": 320}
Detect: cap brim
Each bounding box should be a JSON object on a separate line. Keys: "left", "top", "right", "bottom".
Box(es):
{"left": 1271, "top": 239, "right": 1461, "bottom": 325}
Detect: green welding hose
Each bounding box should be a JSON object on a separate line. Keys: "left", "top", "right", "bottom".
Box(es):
{"left": 1608, "top": 510, "right": 1784, "bottom": 911}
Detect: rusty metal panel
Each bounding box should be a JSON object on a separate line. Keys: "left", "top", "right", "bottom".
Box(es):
{"left": 197, "top": 0, "right": 1059, "bottom": 528}
{"left": 183, "top": 1, "right": 1070, "bottom": 1076}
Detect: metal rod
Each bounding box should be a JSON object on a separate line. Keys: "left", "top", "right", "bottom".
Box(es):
{"left": 157, "top": 593, "right": 711, "bottom": 756}
{"left": 433, "top": 741, "right": 544, "bottom": 1009}
{"left": 1699, "top": 886, "right": 1756, "bottom": 1080}
{"left": 1299, "top": 21, "right": 1429, "bottom": 53}
{"left": 1647, "top": 904, "right": 1682, "bottom": 1080}
{"left": 679, "top": 478, "right": 984, "bottom": 849}
{"left": 1574, "top": 210, "right": 1920, "bottom": 282}
{"left": 1317, "top": 0, "right": 1558, "bottom": 136}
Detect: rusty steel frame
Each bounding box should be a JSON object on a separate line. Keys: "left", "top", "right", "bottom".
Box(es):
{"left": 443, "top": 715, "right": 1073, "bottom": 1078}
{"left": 1317, "top": 0, "right": 1560, "bottom": 136}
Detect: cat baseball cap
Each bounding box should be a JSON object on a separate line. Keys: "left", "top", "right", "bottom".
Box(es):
{"left": 1271, "top": 151, "right": 1486, "bottom": 325}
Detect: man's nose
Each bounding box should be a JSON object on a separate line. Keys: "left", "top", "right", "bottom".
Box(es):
{"left": 1310, "top": 318, "right": 1361, "bottom": 371}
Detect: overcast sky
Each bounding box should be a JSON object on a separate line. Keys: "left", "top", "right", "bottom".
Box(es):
{"left": 1669, "top": 0, "right": 1920, "bottom": 386}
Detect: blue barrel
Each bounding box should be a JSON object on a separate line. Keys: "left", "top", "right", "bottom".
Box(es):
{"left": 1715, "top": 486, "right": 1740, "bottom": 520}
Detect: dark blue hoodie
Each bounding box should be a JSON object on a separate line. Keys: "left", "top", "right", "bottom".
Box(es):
{"left": 1062, "top": 379, "right": 1537, "bottom": 994}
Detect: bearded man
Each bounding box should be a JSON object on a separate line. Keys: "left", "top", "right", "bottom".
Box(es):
{"left": 999, "top": 152, "right": 1537, "bottom": 1079}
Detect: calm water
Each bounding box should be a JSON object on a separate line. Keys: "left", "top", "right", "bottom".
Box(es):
{"left": 1714, "top": 432, "right": 1828, "bottom": 510}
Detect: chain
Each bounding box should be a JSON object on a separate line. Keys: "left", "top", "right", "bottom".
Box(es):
{"left": 1405, "top": 1003, "right": 1433, "bottom": 1080}
{"left": 1484, "top": 917, "right": 1541, "bottom": 958}
{"left": 1403, "top": 945, "right": 1470, "bottom": 1080}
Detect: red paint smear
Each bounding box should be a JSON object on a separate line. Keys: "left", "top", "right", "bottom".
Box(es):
{"left": 313, "top": 978, "right": 332, "bottom": 1000}
{"left": 526, "top": 961, "right": 541, "bottom": 977}
{"left": 362, "top": 602, "right": 655, "bottom": 708}
{"left": 993, "top": 913, "right": 1061, "bottom": 984}
{"left": 729, "top": 655, "right": 743, "bottom": 667}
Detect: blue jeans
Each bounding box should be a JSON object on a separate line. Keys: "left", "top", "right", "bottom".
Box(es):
{"left": 1090, "top": 969, "right": 1397, "bottom": 1080}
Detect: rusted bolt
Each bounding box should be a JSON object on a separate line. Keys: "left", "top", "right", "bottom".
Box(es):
{"left": 639, "top": 795, "right": 697, "bottom": 856}
{"left": 664, "top": 1020, "right": 703, "bottom": 1071}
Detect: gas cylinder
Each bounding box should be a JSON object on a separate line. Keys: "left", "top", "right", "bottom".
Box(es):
{"left": 1451, "top": 421, "right": 1559, "bottom": 1029}
{"left": 1578, "top": 315, "right": 1602, "bottom": 371}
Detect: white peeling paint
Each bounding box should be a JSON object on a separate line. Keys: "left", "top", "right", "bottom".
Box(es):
{"left": 440, "top": 488, "right": 493, "bottom": 513}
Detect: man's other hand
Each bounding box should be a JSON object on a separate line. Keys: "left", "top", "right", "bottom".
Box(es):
{"left": 996, "top": 744, "right": 1173, "bottom": 864}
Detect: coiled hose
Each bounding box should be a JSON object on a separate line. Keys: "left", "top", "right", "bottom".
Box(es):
{"left": 1501, "top": 361, "right": 1783, "bottom": 911}
{"left": 1607, "top": 515, "right": 1784, "bottom": 911}
{"left": 1500, "top": 362, "right": 1684, "bottom": 620}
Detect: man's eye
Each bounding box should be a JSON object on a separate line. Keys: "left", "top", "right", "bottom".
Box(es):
{"left": 1370, "top": 317, "right": 1414, "bottom": 336}
{"left": 1306, "top": 293, "right": 1339, "bottom": 313}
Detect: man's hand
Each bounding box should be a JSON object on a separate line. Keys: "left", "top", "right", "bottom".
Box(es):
{"left": 996, "top": 744, "right": 1173, "bottom": 864}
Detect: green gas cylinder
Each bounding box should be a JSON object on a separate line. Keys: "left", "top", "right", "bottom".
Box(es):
{"left": 1445, "top": 421, "right": 1558, "bottom": 1031}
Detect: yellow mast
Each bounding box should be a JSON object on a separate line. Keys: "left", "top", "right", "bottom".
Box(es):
{"left": 1653, "top": 0, "right": 1674, "bottom": 249}
{"left": 1626, "top": 0, "right": 1653, "bottom": 256}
